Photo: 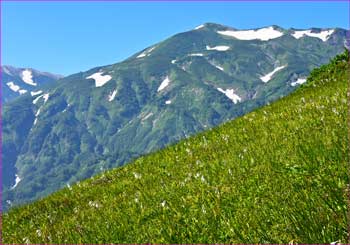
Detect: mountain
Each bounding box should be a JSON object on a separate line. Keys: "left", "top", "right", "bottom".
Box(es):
{"left": 1, "top": 65, "right": 63, "bottom": 103}
{"left": 3, "top": 51, "right": 349, "bottom": 243}
{"left": 2, "top": 23, "right": 348, "bottom": 211}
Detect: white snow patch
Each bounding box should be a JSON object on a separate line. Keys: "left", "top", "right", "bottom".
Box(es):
{"left": 217, "top": 88, "right": 241, "bottom": 104}
{"left": 86, "top": 72, "right": 112, "bottom": 87}
{"left": 137, "top": 46, "right": 156, "bottom": 58}
{"left": 33, "top": 92, "right": 49, "bottom": 105}
{"left": 137, "top": 52, "right": 147, "bottom": 58}
{"left": 214, "top": 65, "right": 224, "bottom": 71}
{"left": 43, "top": 93, "right": 49, "bottom": 103}
{"left": 165, "top": 100, "right": 172, "bottom": 105}
{"left": 217, "top": 26, "right": 284, "bottom": 41}
{"left": 260, "top": 65, "right": 286, "bottom": 83}
{"left": 32, "top": 94, "right": 44, "bottom": 104}
{"left": 6, "top": 82, "right": 20, "bottom": 92}
{"left": 157, "top": 76, "right": 171, "bottom": 92}
{"left": 142, "top": 112, "right": 154, "bottom": 121}
{"left": 194, "top": 24, "right": 205, "bottom": 30}
{"left": 21, "top": 69, "right": 37, "bottom": 86}
{"left": 189, "top": 53, "right": 204, "bottom": 57}
{"left": 11, "top": 174, "right": 21, "bottom": 189}
{"left": 108, "top": 89, "right": 118, "bottom": 101}
{"left": 35, "top": 108, "right": 41, "bottom": 117}
{"left": 6, "top": 82, "right": 27, "bottom": 94}
{"left": 292, "top": 29, "right": 334, "bottom": 42}
{"left": 31, "top": 90, "right": 43, "bottom": 96}
{"left": 206, "top": 45, "right": 230, "bottom": 51}
{"left": 291, "top": 78, "right": 307, "bottom": 86}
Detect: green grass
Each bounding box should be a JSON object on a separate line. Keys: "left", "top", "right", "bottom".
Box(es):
{"left": 3, "top": 51, "right": 349, "bottom": 243}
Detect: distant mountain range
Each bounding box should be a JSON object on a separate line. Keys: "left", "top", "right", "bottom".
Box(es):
{"left": 1, "top": 65, "right": 63, "bottom": 103}
{"left": 2, "top": 23, "right": 349, "bottom": 210}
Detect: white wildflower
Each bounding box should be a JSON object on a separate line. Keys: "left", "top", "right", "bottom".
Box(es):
{"left": 23, "top": 237, "right": 30, "bottom": 244}
{"left": 88, "top": 201, "right": 100, "bottom": 208}
{"left": 133, "top": 172, "right": 141, "bottom": 179}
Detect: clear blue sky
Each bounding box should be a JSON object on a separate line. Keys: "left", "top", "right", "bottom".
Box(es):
{"left": 2, "top": 1, "right": 349, "bottom": 75}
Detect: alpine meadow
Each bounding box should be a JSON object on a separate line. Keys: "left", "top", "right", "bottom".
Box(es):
{"left": 2, "top": 2, "right": 350, "bottom": 243}
{"left": 3, "top": 50, "right": 350, "bottom": 243}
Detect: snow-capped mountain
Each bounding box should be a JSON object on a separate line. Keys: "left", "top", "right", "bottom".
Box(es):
{"left": 1, "top": 65, "right": 63, "bottom": 103}
{"left": 3, "top": 23, "right": 348, "bottom": 210}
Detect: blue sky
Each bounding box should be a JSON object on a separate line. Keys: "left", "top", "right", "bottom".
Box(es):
{"left": 2, "top": 1, "right": 349, "bottom": 75}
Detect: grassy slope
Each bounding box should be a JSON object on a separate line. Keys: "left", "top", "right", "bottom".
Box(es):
{"left": 3, "top": 51, "right": 349, "bottom": 243}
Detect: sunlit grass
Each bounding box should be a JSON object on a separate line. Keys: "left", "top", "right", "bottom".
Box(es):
{"left": 3, "top": 51, "right": 349, "bottom": 243}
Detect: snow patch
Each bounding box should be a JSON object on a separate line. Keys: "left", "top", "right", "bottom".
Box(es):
{"left": 19, "top": 89, "right": 27, "bottom": 95}
{"left": 137, "top": 46, "right": 156, "bottom": 58}
{"left": 35, "top": 108, "right": 41, "bottom": 117}
{"left": 6, "top": 82, "right": 27, "bottom": 94}
{"left": 165, "top": 100, "right": 172, "bottom": 105}
{"left": 142, "top": 113, "right": 153, "bottom": 121}
{"left": 206, "top": 45, "right": 230, "bottom": 51}
{"left": 108, "top": 89, "right": 118, "bottom": 101}
{"left": 217, "top": 88, "right": 241, "bottom": 104}
{"left": 31, "top": 90, "right": 43, "bottom": 96}
{"left": 217, "top": 26, "right": 284, "bottom": 41}
{"left": 86, "top": 72, "right": 112, "bottom": 87}
{"left": 292, "top": 29, "right": 334, "bottom": 42}
{"left": 6, "top": 82, "right": 20, "bottom": 92}
{"left": 260, "top": 65, "right": 286, "bottom": 83}
{"left": 11, "top": 174, "right": 21, "bottom": 189}
{"left": 189, "top": 53, "right": 204, "bottom": 57}
{"left": 214, "top": 65, "right": 224, "bottom": 71}
{"left": 194, "top": 24, "right": 205, "bottom": 30}
{"left": 43, "top": 93, "right": 50, "bottom": 103}
{"left": 291, "top": 78, "right": 307, "bottom": 86}
{"left": 21, "top": 69, "right": 37, "bottom": 86}
{"left": 33, "top": 94, "right": 44, "bottom": 104}
{"left": 157, "top": 76, "right": 171, "bottom": 92}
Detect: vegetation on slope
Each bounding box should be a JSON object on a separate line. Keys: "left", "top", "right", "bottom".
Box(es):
{"left": 3, "top": 24, "right": 348, "bottom": 211}
{"left": 3, "top": 51, "right": 349, "bottom": 243}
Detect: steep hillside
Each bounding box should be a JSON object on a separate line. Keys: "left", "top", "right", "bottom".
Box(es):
{"left": 3, "top": 51, "right": 349, "bottom": 243}
{"left": 1, "top": 65, "right": 62, "bottom": 103}
{"left": 3, "top": 23, "right": 348, "bottom": 210}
